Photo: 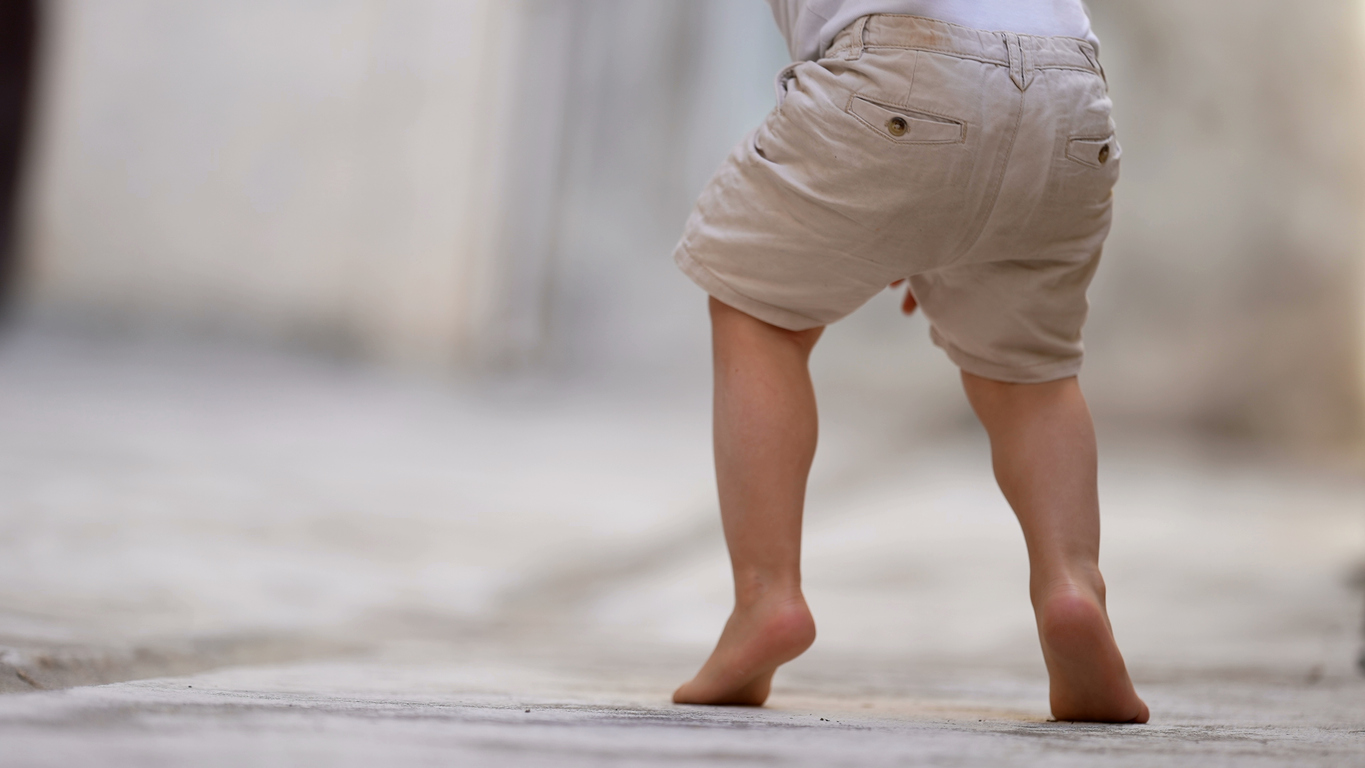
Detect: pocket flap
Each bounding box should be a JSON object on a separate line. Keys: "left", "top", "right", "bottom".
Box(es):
{"left": 1066, "top": 136, "right": 1120, "bottom": 168}
{"left": 849, "top": 97, "right": 964, "bottom": 144}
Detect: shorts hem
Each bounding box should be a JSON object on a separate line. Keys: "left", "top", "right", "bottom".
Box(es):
{"left": 674, "top": 244, "right": 827, "bottom": 332}
{"left": 931, "top": 327, "right": 1083, "bottom": 384}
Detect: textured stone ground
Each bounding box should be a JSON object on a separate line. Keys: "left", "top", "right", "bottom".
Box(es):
{"left": 1, "top": 327, "right": 1362, "bottom": 766}
{"left": 3, "top": 660, "right": 1363, "bottom": 768}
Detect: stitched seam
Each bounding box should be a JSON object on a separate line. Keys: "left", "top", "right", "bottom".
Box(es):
{"left": 942, "top": 340, "right": 1081, "bottom": 371}
{"left": 1007, "top": 35, "right": 1023, "bottom": 89}
{"left": 950, "top": 84, "right": 1025, "bottom": 265}
{"left": 859, "top": 13, "right": 1099, "bottom": 47}
{"left": 1033, "top": 65, "right": 1100, "bottom": 73}
{"left": 839, "top": 14, "right": 1101, "bottom": 65}
{"left": 845, "top": 15, "right": 869, "bottom": 60}
{"left": 864, "top": 46, "right": 1008, "bottom": 67}
{"left": 678, "top": 248, "right": 826, "bottom": 328}
{"left": 907, "top": 47, "right": 921, "bottom": 95}
{"left": 853, "top": 45, "right": 1097, "bottom": 75}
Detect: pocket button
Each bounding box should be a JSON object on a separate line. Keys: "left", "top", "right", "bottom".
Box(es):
{"left": 1098, "top": 144, "right": 1111, "bottom": 163}
{"left": 887, "top": 116, "right": 908, "bottom": 137}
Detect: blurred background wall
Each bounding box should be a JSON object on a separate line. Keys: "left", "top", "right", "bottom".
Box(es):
{"left": 7, "top": 0, "right": 1365, "bottom": 449}
{"left": 1083, "top": 0, "right": 1365, "bottom": 446}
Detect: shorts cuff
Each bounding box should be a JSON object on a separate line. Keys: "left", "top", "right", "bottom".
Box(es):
{"left": 931, "top": 327, "right": 1083, "bottom": 384}
{"left": 673, "top": 243, "right": 826, "bottom": 332}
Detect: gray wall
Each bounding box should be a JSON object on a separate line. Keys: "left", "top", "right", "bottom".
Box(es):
{"left": 1082, "top": 0, "right": 1365, "bottom": 444}
{"left": 16, "top": 0, "right": 1365, "bottom": 446}
{"left": 22, "top": 0, "right": 516, "bottom": 365}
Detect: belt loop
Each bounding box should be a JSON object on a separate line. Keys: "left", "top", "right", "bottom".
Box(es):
{"left": 1003, "top": 32, "right": 1032, "bottom": 91}
{"left": 844, "top": 15, "right": 870, "bottom": 60}
{"left": 1079, "top": 43, "right": 1108, "bottom": 90}
{"left": 774, "top": 62, "right": 799, "bottom": 108}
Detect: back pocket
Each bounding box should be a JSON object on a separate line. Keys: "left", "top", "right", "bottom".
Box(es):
{"left": 1066, "top": 135, "right": 1121, "bottom": 168}
{"left": 848, "top": 96, "right": 964, "bottom": 144}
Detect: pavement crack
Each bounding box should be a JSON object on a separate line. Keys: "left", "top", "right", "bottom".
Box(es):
{"left": 12, "top": 668, "right": 40, "bottom": 689}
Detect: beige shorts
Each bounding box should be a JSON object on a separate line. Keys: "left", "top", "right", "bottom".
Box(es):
{"left": 673, "top": 14, "right": 1120, "bottom": 383}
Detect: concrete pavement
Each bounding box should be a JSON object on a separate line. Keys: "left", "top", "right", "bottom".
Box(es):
{"left": 1, "top": 659, "right": 1363, "bottom": 767}
{"left": 1, "top": 326, "right": 1363, "bottom": 765}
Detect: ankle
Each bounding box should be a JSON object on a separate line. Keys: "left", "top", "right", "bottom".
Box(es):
{"left": 1031, "top": 568, "right": 1106, "bottom": 610}
{"left": 732, "top": 574, "right": 805, "bottom": 610}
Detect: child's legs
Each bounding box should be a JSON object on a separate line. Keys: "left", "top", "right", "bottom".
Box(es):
{"left": 711, "top": 296, "right": 822, "bottom": 603}
{"left": 673, "top": 297, "right": 822, "bottom": 706}
{"left": 961, "top": 373, "right": 1103, "bottom": 598}
{"left": 961, "top": 372, "right": 1148, "bottom": 723}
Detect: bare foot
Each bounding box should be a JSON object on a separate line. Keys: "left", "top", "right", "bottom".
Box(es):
{"left": 673, "top": 596, "right": 816, "bottom": 706}
{"left": 1037, "top": 586, "right": 1150, "bottom": 723}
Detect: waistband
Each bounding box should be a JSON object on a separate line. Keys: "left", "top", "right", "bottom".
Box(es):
{"left": 826, "top": 14, "right": 1102, "bottom": 91}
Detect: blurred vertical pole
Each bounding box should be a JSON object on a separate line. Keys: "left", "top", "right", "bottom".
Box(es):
{"left": 468, "top": 0, "right": 583, "bottom": 370}
{"left": 0, "top": 0, "right": 38, "bottom": 318}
